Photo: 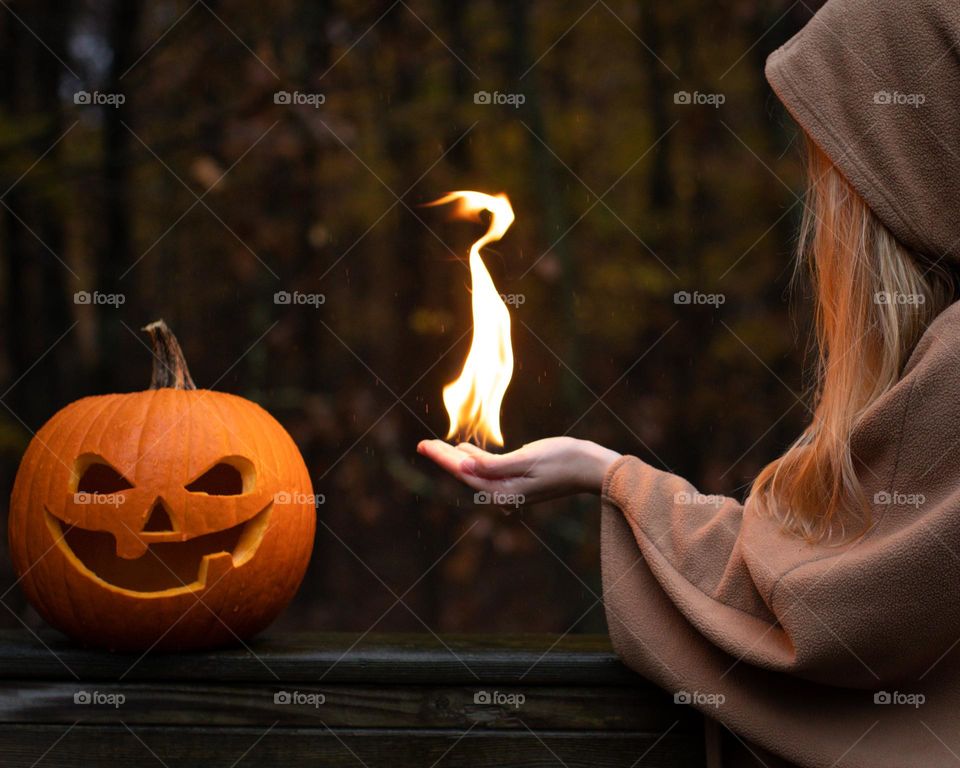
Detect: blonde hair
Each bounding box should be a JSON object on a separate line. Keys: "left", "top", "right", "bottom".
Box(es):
{"left": 751, "top": 137, "right": 958, "bottom": 542}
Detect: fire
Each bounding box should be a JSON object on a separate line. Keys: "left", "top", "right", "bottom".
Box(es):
{"left": 429, "top": 191, "right": 515, "bottom": 447}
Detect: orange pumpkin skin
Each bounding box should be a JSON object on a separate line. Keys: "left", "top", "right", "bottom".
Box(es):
{"left": 8, "top": 322, "right": 315, "bottom": 652}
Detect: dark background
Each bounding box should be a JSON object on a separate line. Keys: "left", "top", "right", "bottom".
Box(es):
{"left": 0, "top": 0, "right": 824, "bottom": 637}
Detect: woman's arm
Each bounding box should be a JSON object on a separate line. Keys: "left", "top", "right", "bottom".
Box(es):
{"left": 417, "top": 436, "right": 622, "bottom": 505}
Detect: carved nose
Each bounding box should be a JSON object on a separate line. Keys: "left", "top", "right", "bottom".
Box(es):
{"left": 143, "top": 500, "right": 175, "bottom": 533}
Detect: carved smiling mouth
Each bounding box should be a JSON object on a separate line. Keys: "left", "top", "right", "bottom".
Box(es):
{"left": 44, "top": 505, "right": 271, "bottom": 595}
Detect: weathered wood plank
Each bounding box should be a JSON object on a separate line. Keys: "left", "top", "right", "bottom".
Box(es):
{"left": 0, "top": 631, "right": 706, "bottom": 766}
{"left": 0, "top": 681, "right": 698, "bottom": 732}
{"left": 1, "top": 725, "right": 706, "bottom": 768}
{"left": 0, "top": 630, "right": 642, "bottom": 685}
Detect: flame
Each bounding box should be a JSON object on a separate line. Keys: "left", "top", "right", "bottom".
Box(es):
{"left": 429, "top": 191, "right": 515, "bottom": 447}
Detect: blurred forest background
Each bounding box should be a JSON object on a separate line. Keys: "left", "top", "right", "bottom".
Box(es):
{"left": 0, "top": 0, "right": 825, "bottom": 637}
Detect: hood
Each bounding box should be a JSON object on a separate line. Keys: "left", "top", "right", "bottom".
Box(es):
{"left": 766, "top": 0, "right": 960, "bottom": 262}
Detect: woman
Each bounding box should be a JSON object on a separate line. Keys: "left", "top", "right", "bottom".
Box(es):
{"left": 420, "top": 0, "right": 960, "bottom": 765}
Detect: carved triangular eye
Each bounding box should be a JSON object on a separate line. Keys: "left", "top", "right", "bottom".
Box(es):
{"left": 185, "top": 462, "right": 246, "bottom": 495}
{"left": 76, "top": 456, "right": 134, "bottom": 495}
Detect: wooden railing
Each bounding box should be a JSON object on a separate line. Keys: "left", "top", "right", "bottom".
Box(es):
{"left": 0, "top": 631, "right": 705, "bottom": 767}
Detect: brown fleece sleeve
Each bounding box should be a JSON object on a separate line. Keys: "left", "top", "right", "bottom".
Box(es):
{"left": 600, "top": 458, "right": 800, "bottom": 678}
{"left": 600, "top": 453, "right": 947, "bottom": 688}
{"left": 598, "top": 304, "right": 960, "bottom": 766}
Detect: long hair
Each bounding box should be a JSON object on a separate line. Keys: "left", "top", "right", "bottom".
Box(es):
{"left": 750, "top": 137, "right": 959, "bottom": 542}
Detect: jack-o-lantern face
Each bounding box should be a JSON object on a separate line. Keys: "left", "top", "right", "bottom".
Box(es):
{"left": 9, "top": 321, "right": 316, "bottom": 651}
{"left": 48, "top": 443, "right": 272, "bottom": 595}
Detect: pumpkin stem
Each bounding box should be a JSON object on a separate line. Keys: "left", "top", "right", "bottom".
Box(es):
{"left": 142, "top": 320, "right": 197, "bottom": 390}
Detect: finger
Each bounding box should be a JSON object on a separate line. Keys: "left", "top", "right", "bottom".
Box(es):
{"left": 419, "top": 439, "right": 457, "bottom": 454}
{"left": 454, "top": 442, "right": 509, "bottom": 476}
{"left": 418, "top": 439, "right": 476, "bottom": 478}
{"left": 467, "top": 448, "right": 532, "bottom": 479}
{"left": 430, "top": 445, "right": 506, "bottom": 496}
{"left": 419, "top": 440, "right": 510, "bottom": 495}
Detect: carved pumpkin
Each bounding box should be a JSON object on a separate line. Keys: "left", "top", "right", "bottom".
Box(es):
{"left": 8, "top": 320, "right": 316, "bottom": 651}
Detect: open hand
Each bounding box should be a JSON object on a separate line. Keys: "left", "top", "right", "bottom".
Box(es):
{"left": 417, "top": 436, "right": 621, "bottom": 507}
